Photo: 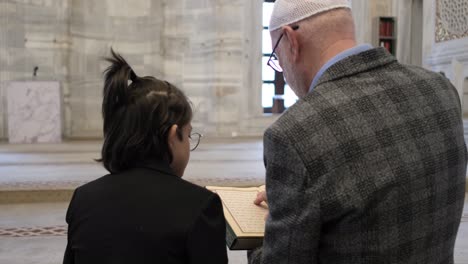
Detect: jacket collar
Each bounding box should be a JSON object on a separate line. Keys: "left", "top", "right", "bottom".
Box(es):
{"left": 309, "top": 44, "right": 373, "bottom": 93}
{"left": 314, "top": 47, "right": 397, "bottom": 89}
{"left": 136, "top": 159, "right": 178, "bottom": 177}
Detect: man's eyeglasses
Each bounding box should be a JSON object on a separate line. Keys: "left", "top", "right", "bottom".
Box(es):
{"left": 267, "top": 25, "right": 299, "bottom": 73}
{"left": 189, "top": 132, "right": 202, "bottom": 151}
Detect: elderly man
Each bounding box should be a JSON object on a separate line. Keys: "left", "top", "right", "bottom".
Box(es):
{"left": 249, "top": 0, "right": 467, "bottom": 263}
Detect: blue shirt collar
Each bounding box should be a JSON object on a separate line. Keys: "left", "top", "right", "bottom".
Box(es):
{"left": 309, "top": 44, "right": 373, "bottom": 93}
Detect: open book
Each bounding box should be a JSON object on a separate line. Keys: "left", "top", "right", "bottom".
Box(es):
{"left": 206, "top": 186, "right": 267, "bottom": 250}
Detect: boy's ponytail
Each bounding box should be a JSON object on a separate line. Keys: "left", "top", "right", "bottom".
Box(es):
{"left": 102, "top": 48, "right": 138, "bottom": 133}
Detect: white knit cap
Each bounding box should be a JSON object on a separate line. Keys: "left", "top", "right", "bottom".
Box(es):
{"left": 269, "top": 0, "right": 351, "bottom": 31}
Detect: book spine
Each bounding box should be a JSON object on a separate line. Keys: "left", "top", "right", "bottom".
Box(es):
{"left": 384, "top": 41, "right": 391, "bottom": 52}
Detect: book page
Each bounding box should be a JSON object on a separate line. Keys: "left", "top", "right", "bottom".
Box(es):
{"left": 208, "top": 187, "right": 267, "bottom": 234}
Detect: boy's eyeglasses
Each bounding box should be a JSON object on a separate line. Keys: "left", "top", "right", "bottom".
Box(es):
{"left": 189, "top": 133, "right": 202, "bottom": 151}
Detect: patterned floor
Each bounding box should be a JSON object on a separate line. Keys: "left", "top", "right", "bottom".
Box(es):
{"left": 0, "top": 226, "right": 66, "bottom": 238}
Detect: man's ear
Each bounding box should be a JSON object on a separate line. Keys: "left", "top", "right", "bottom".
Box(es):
{"left": 283, "top": 25, "right": 300, "bottom": 62}
{"left": 167, "top": 124, "right": 179, "bottom": 148}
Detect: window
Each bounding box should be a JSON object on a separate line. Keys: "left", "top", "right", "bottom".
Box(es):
{"left": 262, "top": 0, "right": 298, "bottom": 114}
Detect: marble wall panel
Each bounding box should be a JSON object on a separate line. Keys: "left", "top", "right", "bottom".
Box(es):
{"left": 0, "top": 0, "right": 71, "bottom": 140}
{"left": 162, "top": 0, "right": 256, "bottom": 136}
{"left": 6, "top": 81, "right": 61, "bottom": 143}
{"left": 67, "top": 0, "right": 164, "bottom": 138}
{"left": 1, "top": 0, "right": 267, "bottom": 139}
{"left": 107, "top": 0, "right": 151, "bottom": 17}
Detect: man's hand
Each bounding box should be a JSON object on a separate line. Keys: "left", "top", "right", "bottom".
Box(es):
{"left": 254, "top": 190, "right": 269, "bottom": 221}
{"left": 254, "top": 191, "right": 267, "bottom": 205}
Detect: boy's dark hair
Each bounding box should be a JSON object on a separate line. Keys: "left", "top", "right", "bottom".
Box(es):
{"left": 99, "top": 49, "right": 192, "bottom": 173}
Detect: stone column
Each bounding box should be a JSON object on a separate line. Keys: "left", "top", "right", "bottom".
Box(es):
{"left": 351, "top": 0, "right": 371, "bottom": 45}
{"left": 164, "top": 0, "right": 255, "bottom": 137}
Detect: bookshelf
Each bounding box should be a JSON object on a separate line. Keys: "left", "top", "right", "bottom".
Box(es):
{"left": 378, "top": 17, "right": 396, "bottom": 56}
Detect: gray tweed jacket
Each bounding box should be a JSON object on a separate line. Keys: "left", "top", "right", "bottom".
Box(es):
{"left": 248, "top": 47, "right": 467, "bottom": 264}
